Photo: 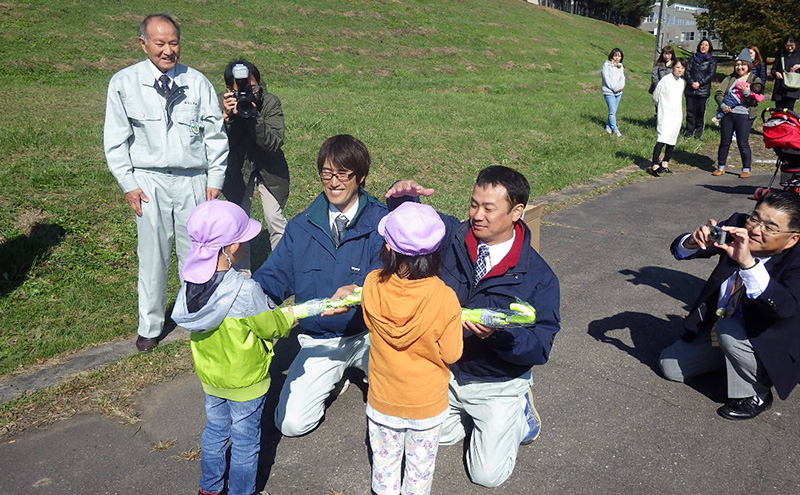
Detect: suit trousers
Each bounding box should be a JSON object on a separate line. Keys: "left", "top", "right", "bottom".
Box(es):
{"left": 134, "top": 168, "right": 207, "bottom": 338}
{"left": 659, "top": 318, "right": 772, "bottom": 399}
{"left": 439, "top": 371, "right": 532, "bottom": 488}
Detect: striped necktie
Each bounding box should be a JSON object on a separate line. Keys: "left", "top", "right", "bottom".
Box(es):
{"left": 475, "top": 244, "right": 490, "bottom": 280}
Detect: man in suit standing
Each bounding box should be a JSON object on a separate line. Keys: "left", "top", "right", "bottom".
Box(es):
{"left": 104, "top": 13, "right": 228, "bottom": 352}
{"left": 660, "top": 191, "right": 800, "bottom": 419}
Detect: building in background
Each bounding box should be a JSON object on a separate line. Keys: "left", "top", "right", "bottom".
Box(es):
{"left": 639, "top": 2, "right": 722, "bottom": 52}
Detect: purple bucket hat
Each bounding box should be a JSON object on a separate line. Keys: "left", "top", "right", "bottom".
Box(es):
{"left": 181, "top": 200, "right": 262, "bottom": 284}
{"left": 378, "top": 202, "right": 446, "bottom": 256}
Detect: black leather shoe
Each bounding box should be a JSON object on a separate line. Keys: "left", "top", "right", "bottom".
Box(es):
{"left": 136, "top": 336, "right": 159, "bottom": 352}
{"left": 717, "top": 391, "right": 773, "bottom": 420}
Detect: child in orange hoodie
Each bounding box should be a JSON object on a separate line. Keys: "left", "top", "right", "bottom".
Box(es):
{"left": 362, "top": 202, "right": 463, "bottom": 495}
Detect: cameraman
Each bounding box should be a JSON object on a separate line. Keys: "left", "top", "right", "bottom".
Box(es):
{"left": 221, "top": 59, "right": 289, "bottom": 267}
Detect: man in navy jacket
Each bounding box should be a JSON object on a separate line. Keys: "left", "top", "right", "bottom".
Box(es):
{"left": 253, "top": 135, "right": 387, "bottom": 437}
{"left": 660, "top": 191, "right": 800, "bottom": 420}
{"left": 388, "top": 166, "right": 561, "bottom": 487}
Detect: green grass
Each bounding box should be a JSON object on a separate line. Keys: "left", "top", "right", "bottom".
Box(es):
{"left": 0, "top": 0, "right": 694, "bottom": 374}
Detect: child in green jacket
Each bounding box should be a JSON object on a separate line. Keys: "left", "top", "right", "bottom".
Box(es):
{"left": 172, "top": 199, "right": 295, "bottom": 495}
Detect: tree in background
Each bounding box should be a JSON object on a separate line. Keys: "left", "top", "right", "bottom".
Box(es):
{"left": 696, "top": 0, "right": 800, "bottom": 56}
{"left": 537, "top": 0, "right": 652, "bottom": 27}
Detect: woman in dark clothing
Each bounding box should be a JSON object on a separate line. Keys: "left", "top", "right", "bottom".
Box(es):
{"left": 684, "top": 38, "right": 716, "bottom": 140}
{"left": 650, "top": 45, "right": 675, "bottom": 94}
{"left": 771, "top": 35, "right": 800, "bottom": 111}
{"left": 749, "top": 46, "right": 768, "bottom": 84}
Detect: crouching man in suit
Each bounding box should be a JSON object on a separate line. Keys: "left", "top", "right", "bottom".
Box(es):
{"left": 660, "top": 191, "right": 800, "bottom": 419}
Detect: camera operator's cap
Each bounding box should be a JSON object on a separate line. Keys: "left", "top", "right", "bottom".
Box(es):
{"left": 378, "top": 202, "right": 446, "bottom": 256}
{"left": 181, "top": 199, "right": 261, "bottom": 284}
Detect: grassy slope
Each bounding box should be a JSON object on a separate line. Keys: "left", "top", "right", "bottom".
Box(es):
{"left": 0, "top": 0, "right": 660, "bottom": 374}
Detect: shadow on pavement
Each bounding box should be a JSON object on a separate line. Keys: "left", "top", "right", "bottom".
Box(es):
{"left": 619, "top": 266, "right": 705, "bottom": 309}
{"left": 256, "top": 327, "right": 301, "bottom": 491}
{"left": 587, "top": 266, "right": 706, "bottom": 373}
{"left": 699, "top": 183, "right": 760, "bottom": 198}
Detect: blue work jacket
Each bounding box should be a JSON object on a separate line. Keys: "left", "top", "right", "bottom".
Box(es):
{"left": 439, "top": 218, "right": 561, "bottom": 384}
{"left": 253, "top": 190, "right": 387, "bottom": 338}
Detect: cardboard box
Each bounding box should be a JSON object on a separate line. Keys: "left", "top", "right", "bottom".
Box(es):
{"left": 522, "top": 202, "right": 545, "bottom": 252}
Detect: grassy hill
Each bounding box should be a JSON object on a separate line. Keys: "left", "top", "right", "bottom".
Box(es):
{"left": 0, "top": 0, "right": 663, "bottom": 373}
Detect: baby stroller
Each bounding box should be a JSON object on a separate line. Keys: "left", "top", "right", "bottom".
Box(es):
{"left": 753, "top": 108, "right": 800, "bottom": 200}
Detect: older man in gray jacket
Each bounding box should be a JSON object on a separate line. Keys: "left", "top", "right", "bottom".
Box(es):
{"left": 104, "top": 13, "right": 228, "bottom": 352}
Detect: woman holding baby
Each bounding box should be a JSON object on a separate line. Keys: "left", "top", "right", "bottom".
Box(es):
{"left": 710, "top": 49, "right": 764, "bottom": 179}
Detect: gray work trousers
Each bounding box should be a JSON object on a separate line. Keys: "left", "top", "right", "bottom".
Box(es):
{"left": 134, "top": 168, "right": 207, "bottom": 338}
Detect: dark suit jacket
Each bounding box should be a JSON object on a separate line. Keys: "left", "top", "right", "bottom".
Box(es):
{"left": 671, "top": 213, "right": 800, "bottom": 399}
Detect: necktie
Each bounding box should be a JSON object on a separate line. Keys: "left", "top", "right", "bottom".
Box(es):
{"left": 711, "top": 273, "right": 745, "bottom": 347}
{"left": 333, "top": 214, "right": 348, "bottom": 247}
{"left": 156, "top": 74, "right": 171, "bottom": 98}
{"left": 475, "top": 244, "right": 490, "bottom": 281}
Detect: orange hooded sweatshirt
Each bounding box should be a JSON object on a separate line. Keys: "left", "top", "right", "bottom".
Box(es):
{"left": 362, "top": 269, "right": 463, "bottom": 420}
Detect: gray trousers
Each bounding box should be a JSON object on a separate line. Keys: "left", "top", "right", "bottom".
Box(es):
{"left": 439, "top": 371, "right": 532, "bottom": 488}
{"left": 659, "top": 317, "right": 772, "bottom": 399}
{"left": 134, "top": 168, "right": 207, "bottom": 338}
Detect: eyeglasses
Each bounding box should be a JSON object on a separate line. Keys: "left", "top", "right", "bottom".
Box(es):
{"left": 746, "top": 212, "right": 800, "bottom": 235}
{"left": 319, "top": 169, "right": 356, "bottom": 182}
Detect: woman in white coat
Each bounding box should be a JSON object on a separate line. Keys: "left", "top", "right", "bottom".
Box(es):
{"left": 650, "top": 58, "right": 687, "bottom": 176}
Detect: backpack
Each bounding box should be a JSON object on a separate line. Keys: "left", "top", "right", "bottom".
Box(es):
{"left": 763, "top": 109, "right": 800, "bottom": 151}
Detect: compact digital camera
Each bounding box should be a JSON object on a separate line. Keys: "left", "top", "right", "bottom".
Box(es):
{"left": 708, "top": 225, "right": 730, "bottom": 244}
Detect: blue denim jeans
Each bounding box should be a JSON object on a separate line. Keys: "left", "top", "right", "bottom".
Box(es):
{"left": 200, "top": 393, "right": 266, "bottom": 495}
{"left": 603, "top": 93, "right": 622, "bottom": 132}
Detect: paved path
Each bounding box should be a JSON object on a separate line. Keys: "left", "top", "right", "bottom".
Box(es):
{"left": 2, "top": 169, "right": 799, "bottom": 495}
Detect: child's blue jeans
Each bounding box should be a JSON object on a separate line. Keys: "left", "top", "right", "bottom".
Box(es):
{"left": 200, "top": 393, "right": 266, "bottom": 495}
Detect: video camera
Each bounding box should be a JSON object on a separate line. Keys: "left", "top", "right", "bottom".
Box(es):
{"left": 231, "top": 63, "right": 257, "bottom": 119}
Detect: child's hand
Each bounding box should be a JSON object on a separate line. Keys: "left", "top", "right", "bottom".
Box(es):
{"left": 321, "top": 307, "right": 349, "bottom": 316}
{"left": 280, "top": 307, "right": 297, "bottom": 327}
{"left": 285, "top": 307, "right": 297, "bottom": 326}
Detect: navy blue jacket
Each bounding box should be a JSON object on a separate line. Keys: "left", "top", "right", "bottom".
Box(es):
{"left": 253, "top": 190, "right": 387, "bottom": 338}
{"left": 439, "top": 217, "right": 561, "bottom": 384}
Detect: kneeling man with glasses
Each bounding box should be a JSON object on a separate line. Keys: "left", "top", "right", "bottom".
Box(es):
{"left": 660, "top": 191, "right": 800, "bottom": 420}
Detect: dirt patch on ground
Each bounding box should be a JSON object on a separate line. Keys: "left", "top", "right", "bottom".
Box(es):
{"left": 14, "top": 210, "right": 49, "bottom": 237}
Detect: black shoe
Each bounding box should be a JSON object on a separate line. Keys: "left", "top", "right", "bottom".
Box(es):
{"left": 717, "top": 391, "right": 773, "bottom": 420}
{"left": 683, "top": 133, "right": 691, "bottom": 140}
{"left": 648, "top": 166, "right": 662, "bottom": 177}
{"left": 136, "top": 335, "right": 159, "bottom": 352}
